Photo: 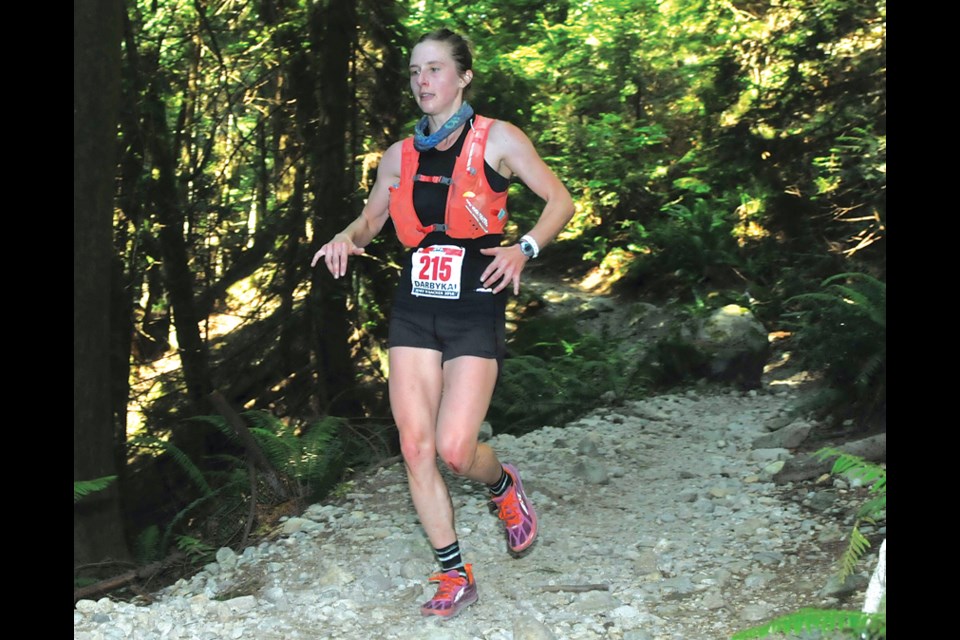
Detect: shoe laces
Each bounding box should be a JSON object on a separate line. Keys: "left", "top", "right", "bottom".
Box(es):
{"left": 428, "top": 571, "right": 466, "bottom": 601}
{"left": 495, "top": 488, "right": 522, "bottom": 528}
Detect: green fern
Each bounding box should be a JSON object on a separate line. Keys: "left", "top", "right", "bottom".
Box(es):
{"left": 788, "top": 273, "right": 886, "bottom": 331}
{"left": 135, "top": 524, "right": 161, "bottom": 564}
{"left": 287, "top": 417, "right": 342, "bottom": 495}
{"left": 855, "top": 352, "right": 885, "bottom": 394}
{"left": 159, "top": 483, "right": 236, "bottom": 554}
{"left": 839, "top": 525, "right": 872, "bottom": 582}
{"left": 734, "top": 448, "right": 887, "bottom": 639}
{"left": 176, "top": 535, "right": 215, "bottom": 563}
{"left": 196, "top": 412, "right": 285, "bottom": 465}
{"left": 814, "top": 448, "right": 886, "bottom": 582}
{"left": 815, "top": 448, "right": 886, "bottom": 497}
{"left": 74, "top": 475, "right": 117, "bottom": 503}
{"left": 646, "top": 198, "right": 739, "bottom": 285}
{"left": 856, "top": 495, "right": 885, "bottom": 520}
{"left": 794, "top": 273, "right": 886, "bottom": 329}
{"left": 491, "top": 322, "right": 644, "bottom": 435}
{"left": 731, "top": 608, "right": 885, "bottom": 639}
{"left": 129, "top": 434, "right": 213, "bottom": 496}
{"left": 785, "top": 272, "right": 885, "bottom": 415}
{"left": 822, "top": 272, "right": 885, "bottom": 317}
{"left": 128, "top": 411, "right": 344, "bottom": 559}
{"left": 189, "top": 410, "right": 343, "bottom": 502}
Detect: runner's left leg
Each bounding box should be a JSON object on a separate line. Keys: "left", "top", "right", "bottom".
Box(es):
{"left": 434, "top": 355, "right": 503, "bottom": 485}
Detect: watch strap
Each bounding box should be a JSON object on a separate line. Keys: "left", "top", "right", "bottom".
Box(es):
{"left": 520, "top": 234, "right": 540, "bottom": 259}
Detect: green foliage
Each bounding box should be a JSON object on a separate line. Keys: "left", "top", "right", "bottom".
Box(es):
{"left": 812, "top": 126, "right": 886, "bottom": 207}
{"left": 491, "top": 315, "right": 646, "bottom": 434}
{"left": 628, "top": 198, "right": 741, "bottom": 292}
{"left": 160, "top": 482, "right": 240, "bottom": 556}
{"left": 123, "top": 410, "right": 352, "bottom": 564}
{"left": 785, "top": 272, "right": 885, "bottom": 418}
{"left": 74, "top": 475, "right": 117, "bottom": 503}
{"left": 135, "top": 525, "right": 161, "bottom": 565}
{"left": 111, "top": 0, "right": 887, "bottom": 589}
{"left": 614, "top": 0, "right": 888, "bottom": 297}
{"left": 731, "top": 608, "right": 885, "bottom": 640}
{"left": 815, "top": 447, "right": 886, "bottom": 582}
{"left": 328, "top": 480, "right": 356, "bottom": 501}
{"left": 733, "top": 447, "right": 886, "bottom": 640}
{"left": 176, "top": 535, "right": 215, "bottom": 562}
{"left": 817, "top": 448, "right": 886, "bottom": 494}
{"left": 193, "top": 411, "right": 345, "bottom": 503}
{"left": 129, "top": 490, "right": 237, "bottom": 564}
{"left": 839, "top": 526, "right": 872, "bottom": 584}
{"left": 118, "top": 0, "right": 886, "bottom": 420}
{"left": 130, "top": 434, "right": 214, "bottom": 496}
{"left": 74, "top": 576, "right": 100, "bottom": 589}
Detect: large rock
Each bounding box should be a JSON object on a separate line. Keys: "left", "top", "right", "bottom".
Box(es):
{"left": 752, "top": 420, "right": 814, "bottom": 449}
{"left": 630, "top": 302, "right": 768, "bottom": 390}
{"left": 692, "top": 304, "right": 770, "bottom": 389}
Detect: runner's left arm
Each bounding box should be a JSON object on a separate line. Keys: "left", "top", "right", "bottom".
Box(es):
{"left": 479, "top": 122, "right": 574, "bottom": 294}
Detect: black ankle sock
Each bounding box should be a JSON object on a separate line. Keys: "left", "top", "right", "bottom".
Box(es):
{"left": 434, "top": 541, "right": 466, "bottom": 576}
{"left": 488, "top": 466, "right": 513, "bottom": 497}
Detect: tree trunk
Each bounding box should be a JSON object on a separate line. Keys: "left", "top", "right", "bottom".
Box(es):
{"left": 74, "top": 0, "right": 131, "bottom": 567}
{"left": 124, "top": 29, "right": 218, "bottom": 467}
{"left": 277, "top": 167, "right": 312, "bottom": 409}
{"left": 138, "top": 78, "right": 213, "bottom": 423}
{"left": 293, "top": 0, "right": 363, "bottom": 417}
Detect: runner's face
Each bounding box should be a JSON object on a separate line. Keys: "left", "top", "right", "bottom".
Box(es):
{"left": 409, "top": 40, "right": 470, "bottom": 118}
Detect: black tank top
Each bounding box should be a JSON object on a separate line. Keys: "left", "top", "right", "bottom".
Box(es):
{"left": 413, "top": 120, "right": 509, "bottom": 228}
{"left": 393, "top": 118, "right": 510, "bottom": 315}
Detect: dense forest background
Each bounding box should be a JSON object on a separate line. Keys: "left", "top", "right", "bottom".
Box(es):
{"left": 75, "top": 0, "right": 885, "bottom": 594}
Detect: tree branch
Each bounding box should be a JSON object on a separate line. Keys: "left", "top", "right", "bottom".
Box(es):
{"left": 539, "top": 584, "right": 610, "bottom": 593}
{"left": 74, "top": 551, "right": 186, "bottom": 602}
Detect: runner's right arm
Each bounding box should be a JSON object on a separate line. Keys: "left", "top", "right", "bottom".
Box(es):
{"left": 311, "top": 142, "right": 402, "bottom": 278}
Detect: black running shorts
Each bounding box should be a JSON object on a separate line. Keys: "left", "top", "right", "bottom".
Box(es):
{"left": 388, "top": 305, "right": 506, "bottom": 368}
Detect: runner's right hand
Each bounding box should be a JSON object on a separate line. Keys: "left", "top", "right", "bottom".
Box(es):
{"left": 311, "top": 235, "right": 365, "bottom": 279}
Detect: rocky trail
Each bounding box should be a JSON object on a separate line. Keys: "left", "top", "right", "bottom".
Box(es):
{"left": 74, "top": 278, "right": 886, "bottom": 640}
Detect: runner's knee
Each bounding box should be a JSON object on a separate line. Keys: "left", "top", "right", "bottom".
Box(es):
{"left": 399, "top": 431, "right": 436, "bottom": 469}
{"left": 436, "top": 437, "right": 477, "bottom": 476}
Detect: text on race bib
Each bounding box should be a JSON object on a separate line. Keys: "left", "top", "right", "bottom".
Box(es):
{"left": 411, "top": 245, "right": 465, "bottom": 299}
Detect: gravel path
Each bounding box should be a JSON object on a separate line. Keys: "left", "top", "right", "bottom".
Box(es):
{"left": 74, "top": 376, "right": 883, "bottom": 640}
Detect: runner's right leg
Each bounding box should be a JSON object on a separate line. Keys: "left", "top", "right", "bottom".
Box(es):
{"left": 390, "top": 346, "right": 481, "bottom": 617}
{"left": 389, "top": 346, "right": 453, "bottom": 549}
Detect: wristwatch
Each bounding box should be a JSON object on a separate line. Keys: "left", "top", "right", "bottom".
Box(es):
{"left": 518, "top": 235, "right": 539, "bottom": 259}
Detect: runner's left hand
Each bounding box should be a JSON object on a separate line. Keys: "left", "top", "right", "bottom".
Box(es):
{"left": 479, "top": 245, "right": 529, "bottom": 295}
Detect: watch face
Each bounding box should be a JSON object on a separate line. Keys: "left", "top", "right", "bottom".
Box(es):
{"left": 520, "top": 240, "right": 534, "bottom": 257}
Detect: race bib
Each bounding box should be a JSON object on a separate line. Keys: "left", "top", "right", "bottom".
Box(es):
{"left": 411, "top": 245, "right": 465, "bottom": 299}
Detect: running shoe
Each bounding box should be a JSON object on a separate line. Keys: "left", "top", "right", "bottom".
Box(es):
{"left": 420, "top": 564, "right": 478, "bottom": 618}
{"left": 491, "top": 463, "right": 538, "bottom": 553}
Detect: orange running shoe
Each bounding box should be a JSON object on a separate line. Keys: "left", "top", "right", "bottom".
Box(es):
{"left": 491, "top": 463, "right": 538, "bottom": 553}
{"left": 420, "top": 564, "right": 478, "bottom": 618}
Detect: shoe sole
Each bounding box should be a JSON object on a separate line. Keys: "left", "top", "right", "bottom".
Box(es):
{"left": 503, "top": 463, "right": 538, "bottom": 554}
{"left": 421, "top": 589, "right": 479, "bottom": 618}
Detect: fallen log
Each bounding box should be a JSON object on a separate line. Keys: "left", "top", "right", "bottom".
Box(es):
{"left": 74, "top": 551, "right": 186, "bottom": 602}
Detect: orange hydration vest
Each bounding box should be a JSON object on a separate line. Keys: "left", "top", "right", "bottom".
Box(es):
{"left": 388, "top": 115, "right": 509, "bottom": 248}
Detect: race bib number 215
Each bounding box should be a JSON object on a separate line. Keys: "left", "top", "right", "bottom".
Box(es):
{"left": 411, "top": 245, "right": 464, "bottom": 299}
